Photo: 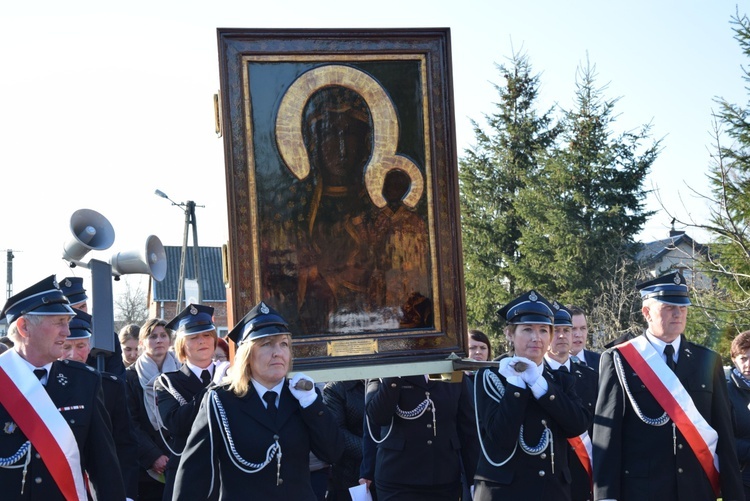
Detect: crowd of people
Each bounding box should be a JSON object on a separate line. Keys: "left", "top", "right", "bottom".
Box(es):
{"left": 0, "top": 270, "right": 748, "bottom": 500}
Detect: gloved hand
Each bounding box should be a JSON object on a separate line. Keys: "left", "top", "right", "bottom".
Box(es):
{"left": 498, "top": 357, "right": 525, "bottom": 388}
{"left": 517, "top": 357, "right": 542, "bottom": 386}
{"left": 289, "top": 373, "right": 317, "bottom": 408}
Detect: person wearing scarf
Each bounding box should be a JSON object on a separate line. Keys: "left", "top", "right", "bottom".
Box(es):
{"left": 728, "top": 330, "right": 750, "bottom": 500}
{"left": 125, "top": 318, "right": 180, "bottom": 501}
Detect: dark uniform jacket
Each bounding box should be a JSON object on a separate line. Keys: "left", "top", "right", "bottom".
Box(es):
{"left": 580, "top": 349, "right": 601, "bottom": 374}
{"left": 0, "top": 358, "right": 125, "bottom": 500}
{"left": 173, "top": 381, "right": 344, "bottom": 500}
{"left": 593, "top": 334, "right": 743, "bottom": 501}
{"left": 102, "top": 371, "right": 139, "bottom": 500}
{"left": 154, "top": 364, "right": 211, "bottom": 501}
{"left": 473, "top": 364, "right": 590, "bottom": 501}
{"left": 728, "top": 369, "right": 750, "bottom": 490}
{"left": 124, "top": 365, "right": 171, "bottom": 489}
{"left": 564, "top": 359, "right": 598, "bottom": 501}
{"left": 365, "top": 375, "right": 480, "bottom": 490}
{"left": 323, "top": 379, "right": 366, "bottom": 497}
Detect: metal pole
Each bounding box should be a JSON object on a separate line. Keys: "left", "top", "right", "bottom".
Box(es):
{"left": 188, "top": 201, "right": 203, "bottom": 304}
{"left": 177, "top": 204, "right": 191, "bottom": 309}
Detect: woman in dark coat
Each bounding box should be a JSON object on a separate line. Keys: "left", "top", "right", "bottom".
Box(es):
{"left": 155, "top": 304, "right": 229, "bottom": 501}
{"left": 173, "top": 301, "right": 344, "bottom": 500}
{"left": 728, "top": 329, "right": 750, "bottom": 500}
{"left": 125, "top": 318, "right": 178, "bottom": 501}
{"left": 473, "top": 290, "right": 590, "bottom": 501}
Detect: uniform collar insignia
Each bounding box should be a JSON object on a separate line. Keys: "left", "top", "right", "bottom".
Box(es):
{"left": 57, "top": 373, "right": 68, "bottom": 386}
{"left": 3, "top": 421, "right": 16, "bottom": 434}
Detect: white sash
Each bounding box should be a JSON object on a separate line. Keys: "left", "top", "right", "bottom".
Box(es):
{"left": 620, "top": 336, "right": 720, "bottom": 493}
{"left": 0, "top": 351, "right": 87, "bottom": 500}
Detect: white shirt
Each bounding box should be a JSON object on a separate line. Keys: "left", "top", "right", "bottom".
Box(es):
{"left": 251, "top": 378, "right": 285, "bottom": 409}
{"left": 645, "top": 331, "right": 681, "bottom": 365}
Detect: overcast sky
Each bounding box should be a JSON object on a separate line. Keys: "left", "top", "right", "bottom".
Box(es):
{"left": 1, "top": 0, "right": 748, "bottom": 303}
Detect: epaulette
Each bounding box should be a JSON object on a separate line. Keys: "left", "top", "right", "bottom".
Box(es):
{"left": 59, "top": 359, "right": 97, "bottom": 373}
{"left": 101, "top": 371, "right": 120, "bottom": 382}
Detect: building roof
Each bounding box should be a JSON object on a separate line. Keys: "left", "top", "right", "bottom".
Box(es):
{"left": 636, "top": 232, "right": 707, "bottom": 263}
{"left": 152, "top": 246, "right": 227, "bottom": 302}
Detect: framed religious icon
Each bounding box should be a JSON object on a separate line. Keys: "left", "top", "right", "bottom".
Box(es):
{"left": 217, "top": 28, "right": 467, "bottom": 371}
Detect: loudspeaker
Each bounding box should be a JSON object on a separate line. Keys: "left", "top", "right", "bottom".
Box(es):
{"left": 110, "top": 235, "right": 168, "bottom": 281}
{"left": 62, "top": 209, "right": 116, "bottom": 263}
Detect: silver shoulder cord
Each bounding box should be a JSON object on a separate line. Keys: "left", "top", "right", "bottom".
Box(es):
{"left": 154, "top": 374, "right": 189, "bottom": 457}
{"left": 613, "top": 351, "right": 670, "bottom": 426}
{"left": 365, "top": 379, "right": 436, "bottom": 443}
{"left": 0, "top": 440, "right": 32, "bottom": 495}
{"left": 209, "top": 390, "right": 284, "bottom": 485}
{"left": 474, "top": 369, "right": 552, "bottom": 469}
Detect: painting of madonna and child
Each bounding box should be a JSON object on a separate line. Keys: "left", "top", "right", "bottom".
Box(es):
{"left": 218, "top": 29, "right": 467, "bottom": 362}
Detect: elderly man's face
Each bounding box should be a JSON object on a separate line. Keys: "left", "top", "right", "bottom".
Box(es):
{"left": 642, "top": 301, "right": 687, "bottom": 342}
{"left": 19, "top": 315, "right": 72, "bottom": 365}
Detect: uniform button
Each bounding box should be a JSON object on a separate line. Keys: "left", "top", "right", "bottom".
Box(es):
{"left": 390, "top": 383, "right": 397, "bottom": 388}
{"left": 678, "top": 444, "right": 683, "bottom": 449}
{"left": 624, "top": 470, "right": 630, "bottom": 475}
{"left": 549, "top": 395, "right": 555, "bottom": 401}
{"left": 701, "top": 384, "right": 706, "bottom": 389}
{"left": 317, "top": 411, "right": 324, "bottom": 416}
{"left": 35, "top": 453, "right": 41, "bottom": 459}
{"left": 35, "top": 477, "right": 42, "bottom": 484}
{"left": 678, "top": 468, "right": 684, "bottom": 473}
{"left": 514, "top": 392, "right": 520, "bottom": 398}
{"left": 69, "top": 419, "right": 75, "bottom": 424}
{"left": 427, "top": 440, "right": 433, "bottom": 445}
{"left": 540, "top": 453, "right": 547, "bottom": 459}
{"left": 538, "top": 470, "right": 545, "bottom": 477}
{"left": 427, "top": 424, "right": 432, "bottom": 429}
{"left": 641, "top": 384, "right": 645, "bottom": 389}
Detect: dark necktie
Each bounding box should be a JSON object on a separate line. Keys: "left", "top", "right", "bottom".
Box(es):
{"left": 263, "top": 391, "right": 278, "bottom": 421}
{"left": 34, "top": 369, "right": 46, "bottom": 382}
{"left": 200, "top": 369, "right": 211, "bottom": 387}
{"left": 558, "top": 365, "right": 569, "bottom": 373}
{"left": 664, "top": 344, "right": 676, "bottom": 371}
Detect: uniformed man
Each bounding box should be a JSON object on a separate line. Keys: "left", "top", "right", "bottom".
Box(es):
{"left": 547, "top": 302, "right": 598, "bottom": 501}
{"left": 0, "top": 275, "right": 126, "bottom": 500}
{"left": 593, "top": 271, "right": 744, "bottom": 501}
{"left": 59, "top": 276, "right": 126, "bottom": 377}
{"left": 568, "top": 306, "right": 600, "bottom": 373}
{"left": 61, "top": 307, "right": 139, "bottom": 500}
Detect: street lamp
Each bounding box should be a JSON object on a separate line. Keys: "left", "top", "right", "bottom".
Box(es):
{"left": 155, "top": 189, "right": 204, "bottom": 307}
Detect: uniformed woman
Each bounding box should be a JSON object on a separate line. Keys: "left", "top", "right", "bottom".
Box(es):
{"left": 172, "top": 301, "right": 343, "bottom": 500}
{"left": 154, "top": 304, "right": 229, "bottom": 501}
{"left": 473, "top": 290, "right": 590, "bottom": 500}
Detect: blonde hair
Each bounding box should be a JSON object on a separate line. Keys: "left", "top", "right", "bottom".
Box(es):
{"left": 173, "top": 330, "right": 218, "bottom": 363}
{"left": 227, "top": 334, "right": 292, "bottom": 397}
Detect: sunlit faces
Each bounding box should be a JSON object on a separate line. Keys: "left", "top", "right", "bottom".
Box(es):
{"left": 61, "top": 338, "right": 92, "bottom": 363}
{"left": 18, "top": 314, "right": 72, "bottom": 366}
{"left": 468, "top": 338, "right": 489, "bottom": 362}
{"left": 121, "top": 339, "right": 139, "bottom": 367}
{"left": 507, "top": 324, "right": 552, "bottom": 365}
{"left": 642, "top": 301, "right": 687, "bottom": 343}
{"left": 570, "top": 314, "right": 588, "bottom": 356}
{"left": 184, "top": 331, "right": 217, "bottom": 367}
{"left": 143, "top": 325, "right": 171, "bottom": 359}
{"left": 549, "top": 325, "right": 572, "bottom": 361}
{"left": 734, "top": 348, "right": 750, "bottom": 379}
{"left": 250, "top": 334, "right": 291, "bottom": 389}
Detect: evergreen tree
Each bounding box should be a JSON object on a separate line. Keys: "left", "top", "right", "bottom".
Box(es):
{"left": 515, "top": 58, "right": 659, "bottom": 320}
{"left": 459, "top": 51, "right": 560, "bottom": 339}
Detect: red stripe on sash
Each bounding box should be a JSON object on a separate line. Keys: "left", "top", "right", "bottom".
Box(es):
{"left": 567, "top": 434, "right": 593, "bottom": 490}
{"left": 0, "top": 368, "right": 81, "bottom": 501}
{"left": 618, "top": 341, "right": 720, "bottom": 496}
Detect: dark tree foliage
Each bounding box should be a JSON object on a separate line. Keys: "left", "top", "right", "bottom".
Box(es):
{"left": 459, "top": 51, "right": 560, "bottom": 340}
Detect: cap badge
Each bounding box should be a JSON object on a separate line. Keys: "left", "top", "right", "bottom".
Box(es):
{"left": 53, "top": 278, "right": 59, "bottom": 288}
{"left": 63, "top": 279, "right": 72, "bottom": 288}
{"left": 552, "top": 301, "right": 560, "bottom": 310}
{"left": 674, "top": 274, "right": 681, "bottom": 285}
{"left": 190, "top": 305, "right": 198, "bottom": 315}
{"left": 260, "top": 302, "right": 270, "bottom": 314}
{"left": 57, "top": 373, "right": 68, "bottom": 386}
{"left": 3, "top": 422, "right": 16, "bottom": 434}
{"left": 529, "top": 291, "right": 538, "bottom": 302}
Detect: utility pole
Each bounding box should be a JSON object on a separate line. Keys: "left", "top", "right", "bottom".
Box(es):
{"left": 6, "top": 249, "right": 18, "bottom": 299}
